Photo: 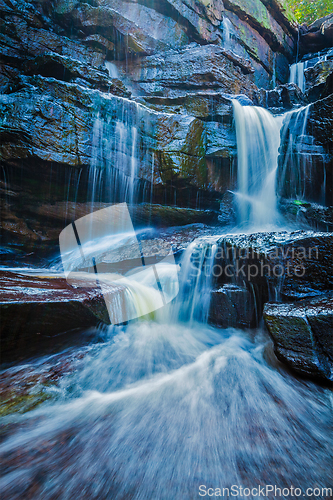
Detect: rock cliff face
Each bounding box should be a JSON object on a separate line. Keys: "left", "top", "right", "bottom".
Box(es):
{"left": 0, "top": 0, "right": 299, "bottom": 250}
{"left": 0, "top": 0, "right": 332, "bottom": 253}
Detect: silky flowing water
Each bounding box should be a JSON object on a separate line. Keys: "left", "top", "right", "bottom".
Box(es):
{"left": 1, "top": 243, "right": 332, "bottom": 499}
{"left": 232, "top": 101, "right": 284, "bottom": 226}
{"left": 1, "top": 98, "right": 332, "bottom": 500}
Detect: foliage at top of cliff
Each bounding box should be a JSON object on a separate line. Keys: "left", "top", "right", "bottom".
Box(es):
{"left": 286, "top": 0, "right": 333, "bottom": 25}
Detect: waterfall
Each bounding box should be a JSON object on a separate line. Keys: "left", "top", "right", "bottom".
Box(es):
{"left": 289, "top": 61, "right": 307, "bottom": 92}
{"left": 105, "top": 61, "right": 120, "bottom": 79}
{"left": 277, "top": 103, "right": 327, "bottom": 205}
{"left": 232, "top": 100, "right": 284, "bottom": 227}
{"left": 222, "top": 16, "right": 232, "bottom": 50}
{"left": 173, "top": 237, "right": 219, "bottom": 324}
{"left": 88, "top": 98, "right": 148, "bottom": 206}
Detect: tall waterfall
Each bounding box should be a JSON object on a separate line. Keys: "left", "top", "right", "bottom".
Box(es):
{"left": 232, "top": 101, "right": 284, "bottom": 227}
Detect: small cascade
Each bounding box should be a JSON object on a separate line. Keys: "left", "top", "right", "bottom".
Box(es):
{"left": 289, "top": 61, "right": 307, "bottom": 92}
{"left": 278, "top": 103, "right": 327, "bottom": 205}
{"left": 232, "top": 100, "right": 284, "bottom": 227}
{"left": 105, "top": 61, "right": 120, "bottom": 79}
{"left": 222, "top": 16, "right": 243, "bottom": 57}
{"left": 88, "top": 98, "right": 150, "bottom": 207}
{"left": 288, "top": 47, "right": 333, "bottom": 94}
{"left": 174, "top": 237, "right": 219, "bottom": 324}
{"left": 222, "top": 16, "right": 232, "bottom": 50}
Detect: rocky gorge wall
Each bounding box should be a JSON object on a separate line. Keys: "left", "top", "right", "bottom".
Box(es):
{"left": 0, "top": 0, "right": 332, "bottom": 253}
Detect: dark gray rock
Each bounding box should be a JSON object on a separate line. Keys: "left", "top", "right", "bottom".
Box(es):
{"left": 300, "top": 13, "right": 333, "bottom": 54}
{"left": 255, "top": 83, "right": 305, "bottom": 111}
{"left": 264, "top": 295, "right": 333, "bottom": 382}
{"left": 279, "top": 200, "right": 333, "bottom": 232}
{"left": 209, "top": 284, "right": 254, "bottom": 328}
{"left": 23, "top": 52, "right": 131, "bottom": 95}
{"left": 215, "top": 230, "right": 333, "bottom": 303}
{"left": 0, "top": 270, "right": 112, "bottom": 361}
{"left": 305, "top": 60, "right": 333, "bottom": 102}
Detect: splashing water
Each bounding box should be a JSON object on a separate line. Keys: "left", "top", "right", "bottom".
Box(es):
{"left": 1, "top": 236, "right": 332, "bottom": 499}
{"left": 0, "top": 321, "right": 332, "bottom": 499}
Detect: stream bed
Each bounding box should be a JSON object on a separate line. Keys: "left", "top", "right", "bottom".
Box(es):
{"left": 0, "top": 318, "right": 332, "bottom": 499}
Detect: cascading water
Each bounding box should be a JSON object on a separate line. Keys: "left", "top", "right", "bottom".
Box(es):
{"left": 232, "top": 101, "right": 284, "bottom": 227}
{"left": 174, "top": 237, "right": 219, "bottom": 324}
{"left": 88, "top": 98, "right": 151, "bottom": 207}
{"left": 278, "top": 104, "right": 311, "bottom": 200}
{"left": 289, "top": 48, "right": 333, "bottom": 94}
{"left": 222, "top": 16, "right": 232, "bottom": 50}
{"left": 289, "top": 61, "right": 307, "bottom": 92}
{"left": 2, "top": 47, "right": 333, "bottom": 500}
{"left": 277, "top": 103, "right": 329, "bottom": 205}
{"left": 1, "top": 240, "right": 333, "bottom": 499}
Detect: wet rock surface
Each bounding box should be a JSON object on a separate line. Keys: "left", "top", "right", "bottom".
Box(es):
{"left": 255, "top": 83, "right": 305, "bottom": 111}
{"left": 0, "top": 196, "right": 221, "bottom": 251}
{"left": 206, "top": 229, "right": 333, "bottom": 328}
{"left": 120, "top": 44, "right": 258, "bottom": 98}
{"left": 0, "top": 270, "right": 111, "bottom": 362}
{"left": 215, "top": 230, "right": 333, "bottom": 301}
{"left": 205, "top": 230, "right": 333, "bottom": 380}
{"left": 0, "top": 346, "right": 89, "bottom": 415}
{"left": 264, "top": 294, "right": 333, "bottom": 382}
{"left": 0, "top": 0, "right": 299, "bottom": 241}
{"left": 279, "top": 200, "right": 333, "bottom": 231}
{"left": 209, "top": 284, "right": 255, "bottom": 328}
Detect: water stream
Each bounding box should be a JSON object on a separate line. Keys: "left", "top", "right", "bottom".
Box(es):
{"left": 1, "top": 233, "right": 333, "bottom": 499}
{"left": 1, "top": 67, "right": 332, "bottom": 500}
{"left": 289, "top": 61, "right": 307, "bottom": 93}
{"left": 232, "top": 101, "right": 284, "bottom": 227}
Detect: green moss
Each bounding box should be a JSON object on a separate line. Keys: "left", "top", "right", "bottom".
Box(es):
{"left": 293, "top": 200, "right": 311, "bottom": 207}
{"left": 0, "top": 391, "right": 52, "bottom": 417}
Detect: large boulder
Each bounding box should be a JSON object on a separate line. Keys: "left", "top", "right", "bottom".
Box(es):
{"left": 0, "top": 270, "right": 111, "bottom": 361}
{"left": 217, "top": 230, "right": 333, "bottom": 299}
{"left": 300, "top": 14, "right": 333, "bottom": 54}
{"left": 264, "top": 295, "right": 333, "bottom": 382}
